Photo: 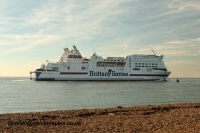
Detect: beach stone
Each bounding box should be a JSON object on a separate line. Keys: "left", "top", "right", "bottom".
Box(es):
{"left": 0, "top": 102, "right": 200, "bottom": 132}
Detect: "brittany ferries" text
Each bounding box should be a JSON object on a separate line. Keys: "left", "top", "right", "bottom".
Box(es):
{"left": 89, "top": 71, "right": 128, "bottom": 77}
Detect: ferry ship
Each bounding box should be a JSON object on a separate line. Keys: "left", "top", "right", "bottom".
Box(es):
{"left": 30, "top": 45, "right": 171, "bottom": 81}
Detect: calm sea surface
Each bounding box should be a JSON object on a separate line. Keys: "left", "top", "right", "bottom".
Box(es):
{"left": 0, "top": 77, "right": 199, "bottom": 114}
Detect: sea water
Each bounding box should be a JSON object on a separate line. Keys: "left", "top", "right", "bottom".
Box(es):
{"left": 0, "top": 77, "right": 199, "bottom": 114}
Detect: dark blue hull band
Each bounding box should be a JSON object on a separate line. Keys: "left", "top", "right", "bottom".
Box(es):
{"left": 35, "top": 78, "right": 55, "bottom": 81}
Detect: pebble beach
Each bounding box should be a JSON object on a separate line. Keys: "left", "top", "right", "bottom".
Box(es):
{"left": 1, "top": 102, "right": 200, "bottom": 133}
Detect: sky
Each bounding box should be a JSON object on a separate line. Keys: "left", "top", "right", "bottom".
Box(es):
{"left": 0, "top": 0, "right": 200, "bottom": 77}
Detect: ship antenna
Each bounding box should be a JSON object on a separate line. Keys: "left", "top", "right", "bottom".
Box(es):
{"left": 93, "top": 48, "right": 97, "bottom": 58}
{"left": 151, "top": 48, "right": 156, "bottom": 55}
{"left": 93, "top": 48, "right": 96, "bottom": 53}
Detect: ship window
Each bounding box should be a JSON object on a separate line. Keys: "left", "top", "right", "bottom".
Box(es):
{"left": 118, "top": 60, "right": 120, "bottom": 61}
{"left": 81, "top": 67, "right": 86, "bottom": 70}
{"left": 52, "top": 67, "right": 58, "bottom": 71}
{"left": 110, "top": 60, "right": 113, "bottom": 61}
{"left": 114, "top": 60, "right": 116, "bottom": 61}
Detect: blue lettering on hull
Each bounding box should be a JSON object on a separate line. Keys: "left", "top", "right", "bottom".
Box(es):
{"left": 89, "top": 70, "right": 128, "bottom": 77}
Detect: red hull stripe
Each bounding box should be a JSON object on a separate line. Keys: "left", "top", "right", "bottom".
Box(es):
{"left": 68, "top": 55, "right": 82, "bottom": 58}
{"left": 67, "top": 57, "right": 82, "bottom": 58}
{"left": 60, "top": 72, "right": 88, "bottom": 75}
{"left": 129, "top": 74, "right": 169, "bottom": 76}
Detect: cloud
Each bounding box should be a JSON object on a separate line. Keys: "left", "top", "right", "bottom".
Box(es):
{"left": 138, "top": 37, "right": 200, "bottom": 56}
{"left": 0, "top": 35, "right": 64, "bottom": 55}
{"left": 166, "top": 60, "right": 197, "bottom": 65}
{"left": 123, "top": 40, "right": 130, "bottom": 50}
{"left": 0, "top": 0, "right": 136, "bottom": 55}
{"left": 0, "top": 0, "right": 200, "bottom": 77}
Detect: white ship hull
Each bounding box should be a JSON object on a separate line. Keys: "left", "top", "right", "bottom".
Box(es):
{"left": 31, "top": 71, "right": 170, "bottom": 81}
{"left": 30, "top": 46, "right": 171, "bottom": 81}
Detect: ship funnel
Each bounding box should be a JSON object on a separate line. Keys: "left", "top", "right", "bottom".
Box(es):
{"left": 73, "top": 45, "right": 78, "bottom": 51}
{"left": 64, "top": 48, "right": 69, "bottom": 52}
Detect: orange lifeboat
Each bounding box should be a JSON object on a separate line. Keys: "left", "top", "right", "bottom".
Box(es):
{"left": 97, "top": 62, "right": 106, "bottom": 65}
{"left": 117, "top": 62, "right": 125, "bottom": 66}
{"left": 83, "top": 57, "right": 89, "bottom": 61}
{"left": 107, "top": 62, "right": 116, "bottom": 64}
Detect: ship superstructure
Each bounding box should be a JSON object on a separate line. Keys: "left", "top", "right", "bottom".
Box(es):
{"left": 30, "top": 46, "right": 171, "bottom": 81}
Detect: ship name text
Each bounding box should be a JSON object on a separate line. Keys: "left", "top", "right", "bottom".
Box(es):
{"left": 89, "top": 71, "right": 128, "bottom": 77}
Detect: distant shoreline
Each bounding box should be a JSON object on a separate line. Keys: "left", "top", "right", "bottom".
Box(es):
{"left": 1, "top": 102, "right": 200, "bottom": 132}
